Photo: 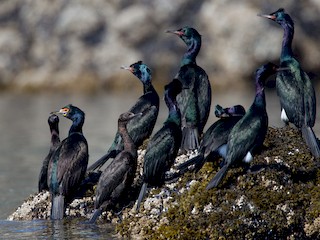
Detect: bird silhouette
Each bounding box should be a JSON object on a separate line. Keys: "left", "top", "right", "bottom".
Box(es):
{"left": 38, "top": 114, "right": 60, "bottom": 193}
{"left": 206, "top": 63, "right": 278, "bottom": 189}
{"left": 87, "top": 61, "right": 159, "bottom": 172}
{"left": 167, "top": 26, "right": 211, "bottom": 151}
{"left": 136, "top": 79, "right": 182, "bottom": 211}
{"left": 48, "top": 104, "right": 89, "bottom": 220}
{"left": 259, "top": 8, "right": 320, "bottom": 158}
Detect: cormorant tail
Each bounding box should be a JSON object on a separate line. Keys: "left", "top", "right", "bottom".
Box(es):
{"left": 177, "top": 154, "right": 204, "bottom": 173}
{"left": 87, "top": 150, "right": 118, "bottom": 172}
{"left": 181, "top": 126, "right": 199, "bottom": 151}
{"left": 301, "top": 125, "right": 320, "bottom": 159}
{"left": 206, "top": 164, "right": 229, "bottom": 190}
{"left": 136, "top": 183, "right": 147, "bottom": 212}
{"left": 51, "top": 195, "right": 65, "bottom": 220}
{"left": 88, "top": 209, "right": 102, "bottom": 224}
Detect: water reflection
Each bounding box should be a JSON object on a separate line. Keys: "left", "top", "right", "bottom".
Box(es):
{"left": 0, "top": 220, "right": 116, "bottom": 239}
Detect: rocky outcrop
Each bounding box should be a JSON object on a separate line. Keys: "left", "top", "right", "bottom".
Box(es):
{"left": 0, "top": 1, "right": 319, "bottom": 91}
{"left": 8, "top": 127, "right": 320, "bottom": 239}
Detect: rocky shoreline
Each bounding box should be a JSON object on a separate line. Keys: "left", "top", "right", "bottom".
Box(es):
{"left": 8, "top": 127, "right": 320, "bottom": 239}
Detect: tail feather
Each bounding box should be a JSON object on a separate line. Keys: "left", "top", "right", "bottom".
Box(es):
{"left": 88, "top": 209, "right": 102, "bottom": 224}
{"left": 87, "top": 150, "right": 117, "bottom": 172}
{"left": 177, "top": 154, "right": 205, "bottom": 173}
{"left": 301, "top": 125, "right": 320, "bottom": 159}
{"left": 181, "top": 127, "right": 199, "bottom": 151}
{"left": 136, "top": 183, "right": 147, "bottom": 212}
{"left": 206, "top": 164, "right": 229, "bottom": 190}
{"left": 51, "top": 195, "right": 65, "bottom": 220}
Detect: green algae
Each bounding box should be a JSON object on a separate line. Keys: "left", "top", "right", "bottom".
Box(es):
{"left": 117, "top": 127, "right": 320, "bottom": 239}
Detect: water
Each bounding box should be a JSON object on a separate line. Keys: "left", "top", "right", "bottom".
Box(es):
{"left": 0, "top": 86, "right": 319, "bottom": 238}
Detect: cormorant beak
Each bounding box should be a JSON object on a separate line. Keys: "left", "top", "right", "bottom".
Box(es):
{"left": 50, "top": 108, "right": 69, "bottom": 116}
{"left": 165, "top": 30, "right": 184, "bottom": 36}
{"left": 120, "top": 66, "right": 134, "bottom": 73}
{"left": 257, "top": 13, "right": 276, "bottom": 20}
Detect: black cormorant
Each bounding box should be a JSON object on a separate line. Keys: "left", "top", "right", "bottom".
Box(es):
{"left": 48, "top": 104, "right": 89, "bottom": 220}
{"left": 167, "top": 27, "right": 212, "bottom": 151}
{"left": 89, "top": 112, "right": 140, "bottom": 223}
{"left": 136, "top": 79, "right": 182, "bottom": 211}
{"left": 258, "top": 8, "right": 320, "bottom": 158}
{"left": 177, "top": 104, "right": 246, "bottom": 173}
{"left": 87, "top": 61, "right": 159, "bottom": 172}
{"left": 206, "top": 63, "right": 278, "bottom": 189}
{"left": 38, "top": 114, "right": 60, "bottom": 192}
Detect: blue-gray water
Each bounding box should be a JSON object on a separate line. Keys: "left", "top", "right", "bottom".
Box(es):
{"left": 0, "top": 86, "right": 319, "bottom": 238}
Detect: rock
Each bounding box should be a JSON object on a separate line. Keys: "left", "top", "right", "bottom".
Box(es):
{"left": 8, "top": 127, "right": 320, "bottom": 239}
{"left": 0, "top": 1, "right": 319, "bottom": 91}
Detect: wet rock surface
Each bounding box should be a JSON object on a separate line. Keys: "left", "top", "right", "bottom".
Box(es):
{"left": 8, "top": 127, "right": 320, "bottom": 239}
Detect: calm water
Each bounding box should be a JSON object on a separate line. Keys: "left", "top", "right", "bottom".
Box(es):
{"left": 0, "top": 86, "right": 319, "bottom": 238}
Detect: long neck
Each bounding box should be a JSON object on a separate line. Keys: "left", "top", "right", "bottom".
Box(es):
{"left": 181, "top": 38, "right": 201, "bottom": 66}
{"left": 143, "top": 81, "right": 155, "bottom": 94}
{"left": 254, "top": 79, "right": 266, "bottom": 108}
{"left": 119, "top": 122, "right": 135, "bottom": 153}
{"left": 69, "top": 115, "right": 84, "bottom": 135}
{"left": 165, "top": 94, "right": 181, "bottom": 126}
{"left": 280, "top": 22, "right": 294, "bottom": 60}
{"left": 51, "top": 129, "right": 60, "bottom": 147}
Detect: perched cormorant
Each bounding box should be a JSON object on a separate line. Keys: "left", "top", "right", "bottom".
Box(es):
{"left": 89, "top": 112, "right": 140, "bottom": 223}
{"left": 177, "top": 104, "right": 246, "bottom": 174}
{"left": 167, "top": 26, "right": 211, "bottom": 151}
{"left": 87, "top": 61, "right": 159, "bottom": 172}
{"left": 48, "top": 104, "right": 89, "bottom": 220}
{"left": 258, "top": 8, "right": 320, "bottom": 158}
{"left": 206, "top": 63, "right": 278, "bottom": 189}
{"left": 38, "top": 114, "right": 60, "bottom": 192}
{"left": 136, "top": 79, "right": 182, "bottom": 211}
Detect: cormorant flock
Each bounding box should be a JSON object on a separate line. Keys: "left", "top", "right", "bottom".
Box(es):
{"left": 37, "top": 8, "right": 320, "bottom": 221}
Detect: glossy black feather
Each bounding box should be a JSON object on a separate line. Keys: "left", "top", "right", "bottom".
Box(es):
{"left": 87, "top": 61, "right": 159, "bottom": 172}
{"left": 168, "top": 27, "right": 211, "bottom": 151}
{"left": 136, "top": 79, "right": 182, "bottom": 211}
{"left": 38, "top": 114, "right": 60, "bottom": 192}
{"left": 206, "top": 63, "right": 277, "bottom": 189}
{"left": 89, "top": 112, "right": 139, "bottom": 223}
{"left": 48, "top": 104, "right": 88, "bottom": 220}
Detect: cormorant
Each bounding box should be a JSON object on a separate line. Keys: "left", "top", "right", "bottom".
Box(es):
{"left": 206, "top": 63, "right": 278, "bottom": 189}
{"left": 89, "top": 112, "right": 140, "bottom": 223}
{"left": 136, "top": 79, "right": 182, "bottom": 211}
{"left": 48, "top": 104, "right": 89, "bottom": 220}
{"left": 38, "top": 114, "right": 60, "bottom": 192}
{"left": 87, "top": 61, "right": 159, "bottom": 172}
{"left": 167, "top": 26, "right": 212, "bottom": 151}
{"left": 177, "top": 104, "right": 246, "bottom": 174}
{"left": 258, "top": 8, "right": 320, "bottom": 158}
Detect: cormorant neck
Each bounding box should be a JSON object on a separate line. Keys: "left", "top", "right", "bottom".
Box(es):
{"left": 181, "top": 38, "right": 201, "bottom": 66}
{"left": 69, "top": 114, "right": 84, "bottom": 135}
{"left": 119, "top": 122, "right": 135, "bottom": 153}
{"left": 254, "top": 79, "right": 266, "bottom": 107}
{"left": 165, "top": 94, "right": 181, "bottom": 125}
{"left": 51, "top": 129, "right": 60, "bottom": 146}
{"left": 143, "top": 81, "right": 155, "bottom": 94}
{"left": 280, "top": 22, "right": 294, "bottom": 60}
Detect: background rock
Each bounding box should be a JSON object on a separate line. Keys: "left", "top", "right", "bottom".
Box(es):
{"left": 0, "top": 0, "right": 319, "bottom": 91}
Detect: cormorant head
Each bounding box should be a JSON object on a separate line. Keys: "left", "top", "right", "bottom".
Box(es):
{"left": 121, "top": 61, "right": 152, "bottom": 83}
{"left": 258, "top": 8, "right": 294, "bottom": 29}
{"left": 48, "top": 114, "right": 59, "bottom": 130}
{"left": 215, "top": 104, "right": 246, "bottom": 118}
{"left": 255, "top": 62, "right": 279, "bottom": 85}
{"left": 51, "top": 104, "right": 85, "bottom": 121}
{"left": 118, "top": 111, "right": 142, "bottom": 124}
{"left": 166, "top": 26, "right": 201, "bottom": 46}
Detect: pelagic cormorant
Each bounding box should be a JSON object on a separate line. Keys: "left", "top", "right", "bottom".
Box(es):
{"left": 206, "top": 63, "right": 278, "bottom": 189}
{"left": 136, "top": 79, "right": 182, "bottom": 211}
{"left": 258, "top": 8, "right": 320, "bottom": 158}
{"left": 167, "top": 26, "right": 211, "bottom": 151}
{"left": 89, "top": 112, "right": 140, "bottom": 223}
{"left": 177, "top": 104, "right": 246, "bottom": 173}
{"left": 87, "top": 61, "right": 159, "bottom": 172}
{"left": 38, "top": 114, "right": 60, "bottom": 192}
{"left": 48, "top": 104, "right": 89, "bottom": 220}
